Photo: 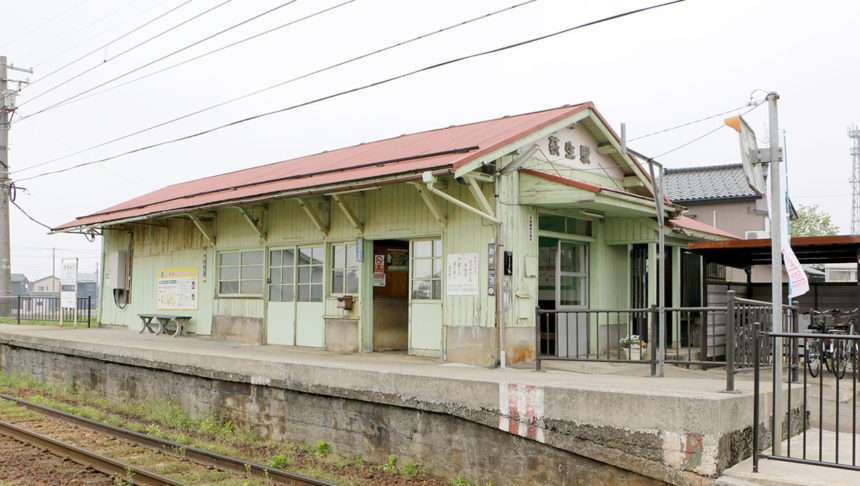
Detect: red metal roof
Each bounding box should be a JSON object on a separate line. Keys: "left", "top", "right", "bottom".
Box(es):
{"left": 670, "top": 215, "right": 739, "bottom": 240}
{"left": 57, "top": 103, "right": 599, "bottom": 230}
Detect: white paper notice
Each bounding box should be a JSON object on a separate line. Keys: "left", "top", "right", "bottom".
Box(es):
{"left": 446, "top": 253, "right": 479, "bottom": 296}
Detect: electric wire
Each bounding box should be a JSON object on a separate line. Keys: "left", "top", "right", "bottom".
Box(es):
{"left": 17, "top": 0, "right": 303, "bottom": 116}
{"left": 16, "top": 0, "right": 685, "bottom": 183}
{"left": 0, "top": 0, "right": 92, "bottom": 50}
{"left": 21, "top": 0, "right": 233, "bottom": 107}
{"left": 13, "top": 0, "right": 536, "bottom": 175}
{"left": 651, "top": 103, "right": 760, "bottom": 158}
{"left": 628, "top": 103, "right": 750, "bottom": 142}
{"left": 11, "top": 200, "right": 53, "bottom": 230}
{"left": 27, "top": 0, "right": 197, "bottom": 88}
{"left": 20, "top": 0, "right": 149, "bottom": 65}
{"left": 27, "top": 0, "right": 169, "bottom": 68}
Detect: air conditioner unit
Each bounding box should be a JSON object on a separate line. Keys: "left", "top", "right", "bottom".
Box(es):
{"left": 745, "top": 230, "right": 770, "bottom": 240}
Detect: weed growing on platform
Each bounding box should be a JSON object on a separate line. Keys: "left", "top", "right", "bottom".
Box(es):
{"left": 316, "top": 440, "right": 330, "bottom": 456}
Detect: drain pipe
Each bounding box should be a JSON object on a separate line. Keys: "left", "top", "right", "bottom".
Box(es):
{"left": 422, "top": 172, "right": 505, "bottom": 366}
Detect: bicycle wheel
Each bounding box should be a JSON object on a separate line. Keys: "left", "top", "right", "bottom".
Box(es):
{"left": 806, "top": 339, "right": 822, "bottom": 378}
{"left": 826, "top": 340, "right": 848, "bottom": 380}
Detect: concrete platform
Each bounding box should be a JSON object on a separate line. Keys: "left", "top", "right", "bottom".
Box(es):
{"left": 717, "top": 429, "right": 860, "bottom": 486}
{"left": 0, "top": 325, "right": 798, "bottom": 486}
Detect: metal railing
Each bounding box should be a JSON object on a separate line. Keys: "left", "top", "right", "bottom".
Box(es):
{"left": 753, "top": 325, "right": 860, "bottom": 472}
{"left": 535, "top": 291, "right": 796, "bottom": 392}
{"left": 0, "top": 295, "right": 92, "bottom": 327}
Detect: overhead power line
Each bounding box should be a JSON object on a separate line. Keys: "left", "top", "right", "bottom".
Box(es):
{"left": 27, "top": 0, "right": 197, "bottom": 88}
{"left": 628, "top": 103, "right": 750, "bottom": 142}
{"left": 21, "top": 0, "right": 233, "bottom": 107}
{"left": 0, "top": 0, "right": 92, "bottom": 50}
{"left": 12, "top": 0, "right": 536, "bottom": 175}
{"left": 15, "top": 0, "right": 685, "bottom": 184}
{"left": 17, "top": 0, "right": 304, "bottom": 118}
{"left": 11, "top": 200, "right": 53, "bottom": 230}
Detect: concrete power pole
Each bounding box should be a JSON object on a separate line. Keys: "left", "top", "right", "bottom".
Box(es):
{"left": 0, "top": 56, "right": 32, "bottom": 297}
{"left": 0, "top": 56, "right": 10, "bottom": 297}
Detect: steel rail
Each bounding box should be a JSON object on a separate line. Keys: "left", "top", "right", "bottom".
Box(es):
{"left": 0, "top": 393, "right": 336, "bottom": 486}
{"left": 0, "top": 418, "right": 187, "bottom": 486}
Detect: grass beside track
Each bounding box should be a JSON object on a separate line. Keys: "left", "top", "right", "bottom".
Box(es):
{"left": 0, "top": 372, "right": 470, "bottom": 486}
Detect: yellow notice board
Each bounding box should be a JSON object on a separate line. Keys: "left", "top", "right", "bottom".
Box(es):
{"left": 156, "top": 267, "right": 198, "bottom": 310}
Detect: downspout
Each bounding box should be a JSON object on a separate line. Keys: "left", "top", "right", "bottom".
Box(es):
{"left": 422, "top": 172, "right": 504, "bottom": 366}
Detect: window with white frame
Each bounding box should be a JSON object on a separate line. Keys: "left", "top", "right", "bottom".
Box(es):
{"left": 268, "top": 248, "right": 295, "bottom": 302}
{"left": 297, "top": 246, "right": 324, "bottom": 302}
{"left": 219, "top": 249, "right": 264, "bottom": 295}
{"left": 331, "top": 243, "right": 358, "bottom": 294}
{"left": 411, "top": 239, "right": 442, "bottom": 300}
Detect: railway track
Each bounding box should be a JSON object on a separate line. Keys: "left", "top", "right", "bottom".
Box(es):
{"left": 0, "top": 393, "right": 338, "bottom": 486}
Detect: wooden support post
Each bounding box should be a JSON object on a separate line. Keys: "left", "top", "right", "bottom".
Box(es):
{"left": 331, "top": 194, "right": 363, "bottom": 233}
{"left": 464, "top": 174, "right": 494, "bottom": 218}
{"left": 188, "top": 214, "right": 215, "bottom": 246}
{"left": 237, "top": 207, "right": 266, "bottom": 242}
{"left": 409, "top": 182, "right": 446, "bottom": 227}
{"left": 297, "top": 198, "right": 328, "bottom": 235}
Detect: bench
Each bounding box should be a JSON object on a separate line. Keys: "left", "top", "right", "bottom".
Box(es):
{"left": 137, "top": 314, "right": 191, "bottom": 337}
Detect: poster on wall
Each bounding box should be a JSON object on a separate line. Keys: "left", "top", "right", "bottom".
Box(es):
{"left": 373, "top": 254, "right": 386, "bottom": 287}
{"left": 446, "top": 253, "right": 479, "bottom": 296}
{"left": 157, "top": 267, "right": 199, "bottom": 310}
{"left": 387, "top": 250, "right": 408, "bottom": 271}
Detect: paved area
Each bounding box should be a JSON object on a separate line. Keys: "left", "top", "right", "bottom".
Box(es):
{"left": 718, "top": 429, "right": 860, "bottom": 486}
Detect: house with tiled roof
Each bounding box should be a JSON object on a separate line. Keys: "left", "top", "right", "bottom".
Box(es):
{"left": 54, "top": 103, "right": 735, "bottom": 366}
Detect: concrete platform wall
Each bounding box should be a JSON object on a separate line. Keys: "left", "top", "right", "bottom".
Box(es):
{"left": 0, "top": 343, "right": 663, "bottom": 486}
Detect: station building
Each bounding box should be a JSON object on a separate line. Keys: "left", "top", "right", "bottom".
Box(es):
{"left": 54, "top": 103, "right": 735, "bottom": 366}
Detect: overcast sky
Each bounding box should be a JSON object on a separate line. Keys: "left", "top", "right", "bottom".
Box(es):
{"left": 3, "top": 0, "right": 859, "bottom": 279}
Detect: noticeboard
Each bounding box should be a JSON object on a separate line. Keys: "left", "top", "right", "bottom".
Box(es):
{"left": 157, "top": 267, "right": 199, "bottom": 311}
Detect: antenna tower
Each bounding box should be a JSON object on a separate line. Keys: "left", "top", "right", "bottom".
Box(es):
{"left": 850, "top": 126, "right": 860, "bottom": 234}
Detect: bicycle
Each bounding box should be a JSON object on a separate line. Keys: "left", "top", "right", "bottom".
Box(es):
{"left": 805, "top": 308, "right": 857, "bottom": 379}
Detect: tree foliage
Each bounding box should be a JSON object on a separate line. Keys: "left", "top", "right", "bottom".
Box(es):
{"left": 789, "top": 204, "right": 840, "bottom": 237}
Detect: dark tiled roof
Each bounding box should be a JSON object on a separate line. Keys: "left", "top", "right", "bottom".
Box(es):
{"left": 664, "top": 164, "right": 760, "bottom": 203}
{"left": 11, "top": 273, "right": 27, "bottom": 282}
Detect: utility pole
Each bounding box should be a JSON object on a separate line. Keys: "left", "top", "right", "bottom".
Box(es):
{"left": 0, "top": 56, "right": 32, "bottom": 297}
{"left": 767, "top": 92, "right": 785, "bottom": 456}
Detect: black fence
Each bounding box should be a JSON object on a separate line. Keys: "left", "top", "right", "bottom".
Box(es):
{"left": 0, "top": 295, "right": 92, "bottom": 327}
{"left": 754, "top": 326, "right": 860, "bottom": 472}
{"left": 535, "top": 291, "right": 796, "bottom": 392}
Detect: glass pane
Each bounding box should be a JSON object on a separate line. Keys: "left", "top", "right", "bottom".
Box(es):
{"left": 299, "top": 248, "right": 312, "bottom": 265}
{"left": 241, "top": 280, "right": 263, "bottom": 295}
{"left": 283, "top": 268, "right": 294, "bottom": 285}
{"left": 346, "top": 269, "right": 358, "bottom": 294}
{"left": 413, "top": 259, "right": 431, "bottom": 279}
{"left": 219, "top": 281, "right": 239, "bottom": 294}
{"left": 413, "top": 240, "right": 432, "bottom": 258}
{"left": 220, "top": 252, "right": 240, "bottom": 266}
{"left": 559, "top": 243, "right": 584, "bottom": 273}
{"left": 332, "top": 270, "right": 344, "bottom": 294}
{"left": 284, "top": 286, "right": 294, "bottom": 302}
{"left": 432, "top": 279, "right": 442, "bottom": 300}
{"left": 433, "top": 239, "right": 442, "bottom": 257}
{"left": 570, "top": 218, "right": 592, "bottom": 236}
{"left": 298, "top": 284, "right": 310, "bottom": 301}
{"left": 270, "top": 250, "right": 281, "bottom": 267}
{"left": 311, "top": 265, "right": 323, "bottom": 283}
{"left": 220, "top": 266, "right": 240, "bottom": 280}
{"left": 283, "top": 248, "right": 294, "bottom": 266}
{"left": 311, "top": 284, "right": 323, "bottom": 302}
{"left": 538, "top": 214, "right": 565, "bottom": 232}
{"left": 559, "top": 275, "right": 584, "bottom": 306}
{"left": 242, "top": 264, "right": 263, "bottom": 280}
{"left": 346, "top": 244, "right": 357, "bottom": 268}
{"left": 432, "top": 258, "right": 442, "bottom": 278}
{"left": 269, "top": 285, "right": 281, "bottom": 302}
{"left": 333, "top": 244, "right": 345, "bottom": 269}
{"left": 312, "top": 246, "right": 324, "bottom": 263}
{"left": 412, "top": 280, "right": 431, "bottom": 300}
{"left": 298, "top": 266, "right": 311, "bottom": 283}
{"left": 271, "top": 269, "right": 281, "bottom": 284}
{"left": 242, "top": 250, "right": 263, "bottom": 265}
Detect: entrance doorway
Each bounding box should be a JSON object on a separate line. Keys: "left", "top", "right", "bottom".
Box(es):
{"left": 371, "top": 240, "right": 409, "bottom": 351}
{"left": 537, "top": 236, "right": 588, "bottom": 356}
